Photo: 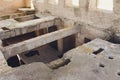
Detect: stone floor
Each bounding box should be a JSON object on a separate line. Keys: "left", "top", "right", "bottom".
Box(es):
{"left": 19, "top": 45, "right": 60, "bottom": 64}
{"left": 0, "top": 63, "right": 52, "bottom": 80}
{"left": 0, "top": 39, "right": 120, "bottom": 80}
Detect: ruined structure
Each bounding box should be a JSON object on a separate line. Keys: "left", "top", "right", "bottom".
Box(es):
{"left": 0, "top": 0, "right": 120, "bottom": 80}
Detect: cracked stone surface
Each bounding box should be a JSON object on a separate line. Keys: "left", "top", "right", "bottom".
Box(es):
{"left": 0, "top": 19, "right": 18, "bottom": 28}
{"left": 53, "top": 53, "right": 120, "bottom": 80}
{"left": 0, "top": 50, "right": 11, "bottom": 74}
{"left": 0, "top": 39, "right": 120, "bottom": 80}
{"left": 53, "top": 39, "right": 120, "bottom": 80}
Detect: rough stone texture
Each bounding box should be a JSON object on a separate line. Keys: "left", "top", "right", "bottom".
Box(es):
{"left": 53, "top": 39, "right": 120, "bottom": 80}
{"left": 0, "top": 19, "right": 18, "bottom": 28}
{"left": 0, "top": 40, "right": 11, "bottom": 75}
{"left": 53, "top": 54, "right": 120, "bottom": 80}
{"left": 64, "top": 38, "right": 120, "bottom": 59}
{"left": 0, "top": 39, "right": 120, "bottom": 80}
{"left": 19, "top": 45, "right": 60, "bottom": 64}
{"left": 114, "top": 0, "right": 120, "bottom": 14}
{"left": 4, "top": 26, "right": 80, "bottom": 59}
{"left": 0, "top": 50, "right": 11, "bottom": 75}
{"left": 14, "top": 14, "right": 36, "bottom": 22}
{"left": 33, "top": 0, "right": 120, "bottom": 45}
{"left": 0, "top": 16, "right": 62, "bottom": 40}
{"left": 76, "top": 24, "right": 111, "bottom": 45}
{"left": 0, "top": 63, "right": 52, "bottom": 80}
{"left": 1, "top": 0, "right": 120, "bottom": 80}
{"left": 0, "top": 40, "right": 4, "bottom": 52}
{"left": 0, "top": 13, "right": 26, "bottom": 21}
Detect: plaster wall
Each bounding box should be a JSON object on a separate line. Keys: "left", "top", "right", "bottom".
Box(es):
{"left": 33, "top": 0, "right": 120, "bottom": 45}
{"left": 0, "top": 0, "right": 25, "bottom": 15}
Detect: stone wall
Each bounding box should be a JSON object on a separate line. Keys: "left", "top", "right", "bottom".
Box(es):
{"left": 0, "top": 0, "right": 25, "bottom": 15}
{"left": 0, "top": 40, "right": 11, "bottom": 74}
{"left": 33, "top": 0, "right": 120, "bottom": 45}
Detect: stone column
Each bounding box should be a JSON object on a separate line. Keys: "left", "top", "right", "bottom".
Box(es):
{"left": 55, "top": 19, "right": 64, "bottom": 54}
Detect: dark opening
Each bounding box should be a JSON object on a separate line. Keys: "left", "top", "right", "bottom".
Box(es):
{"left": 26, "top": 11, "right": 35, "bottom": 15}
{"left": 93, "top": 48, "right": 104, "bottom": 55}
{"left": 35, "top": 28, "right": 48, "bottom": 36}
{"left": 63, "top": 34, "right": 76, "bottom": 53}
{"left": 48, "top": 25, "right": 57, "bottom": 32}
{"left": 84, "top": 37, "right": 91, "bottom": 43}
{"left": 48, "top": 26, "right": 58, "bottom": 50}
{"left": 58, "top": 54, "right": 63, "bottom": 58}
{"left": 25, "top": 50, "right": 39, "bottom": 57}
{"left": 7, "top": 55, "right": 20, "bottom": 67}
{"left": 1, "top": 27, "right": 10, "bottom": 31}
{"left": 2, "top": 31, "right": 36, "bottom": 47}
{"left": 20, "top": 44, "right": 61, "bottom": 64}
{"left": 108, "top": 56, "right": 114, "bottom": 60}
{"left": 108, "top": 33, "right": 120, "bottom": 44}
{"left": 49, "top": 40, "right": 58, "bottom": 50}
{"left": 99, "top": 63, "right": 105, "bottom": 68}
{"left": 117, "top": 72, "right": 120, "bottom": 76}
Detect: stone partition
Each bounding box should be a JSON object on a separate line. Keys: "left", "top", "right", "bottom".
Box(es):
{"left": 0, "top": 16, "right": 62, "bottom": 39}
{"left": 4, "top": 26, "right": 80, "bottom": 59}
{"left": 0, "top": 40, "right": 11, "bottom": 74}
